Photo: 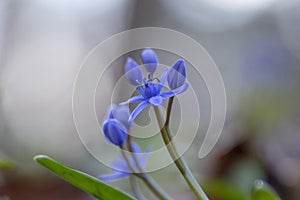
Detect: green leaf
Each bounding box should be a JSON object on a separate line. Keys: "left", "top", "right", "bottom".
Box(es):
{"left": 202, "top": 179, "right": 248, "bottom": 200}
{"left": 34, "top": 155, "right": 135, "bottom": 200}
{"left": 251, "top": 180, "right": 281, "bottom": 200}
{"left": 0, "top": 158, "right": 15, "bottom": 170}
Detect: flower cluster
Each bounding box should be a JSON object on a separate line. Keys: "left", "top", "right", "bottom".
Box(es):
{"left": 122, "top": 48, "right": 189, "bottom": 123}
{"left": 100, "top": 48, "right": 188, "bottom": 181}
{"left": 99, "top": 142, "right": 151, "bottom": 181}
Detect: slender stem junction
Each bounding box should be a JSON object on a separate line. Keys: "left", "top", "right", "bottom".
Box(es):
{"left": 153, "top": 97, "right": 209, "bottom": 200}
{"left": 121, "top": 138, "right": 171, "bottom": 200}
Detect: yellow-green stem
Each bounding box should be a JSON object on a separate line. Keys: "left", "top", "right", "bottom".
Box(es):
{"left": 153, "top": 101, "right": 209, "bottom": 200}
{"left": 121, "top": 142, "right": 171, "bottom": 200}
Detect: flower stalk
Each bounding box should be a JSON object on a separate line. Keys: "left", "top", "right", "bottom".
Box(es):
{"left": 153, "top": 97, "right": 209, "bottom": 200}
{"left": 121, "top": 141, "right": 171, "bottom": 200}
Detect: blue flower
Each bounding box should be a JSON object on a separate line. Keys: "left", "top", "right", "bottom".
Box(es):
{"left": 102, "top": 105, "right": 131, "bottom": 146}
{"left": 99, "top": 142, "right": 151, "bottom": 182}
{"left": 122, "top": 49, "right": 189, "bottom": 122}
{"left": 124, "top": 58, "right": 143, "bottom": 86}
{"left": 167, "top": 59, "right": 186, "bottom": 90}
{"left": 141, "top": 48, "right": 158, "bottom": 74}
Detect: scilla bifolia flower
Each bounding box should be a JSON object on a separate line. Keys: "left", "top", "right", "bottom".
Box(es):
{"left": 101, "top": 105, "right": 151, "bottom": 181}
{"left": 122, "top": 48, "right": 189, "bottom": 122}
{"left": 102, "top": 105, "right": 131, "bottom": 146}
{"left": 98, "top": 49, "right": 208, "bottom": 200}
{"left": 99, "top": 142, "right": 151, "bottom": 181}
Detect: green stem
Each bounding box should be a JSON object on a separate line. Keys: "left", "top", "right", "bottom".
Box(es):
{"left": 129, "top": 176, "right": 145, "bottom": 200}
{"left": 129, "top": 176, "right": 146, "bottom": 200}
{"left": 165, "top": 96, "right": 174, "bottom": 127}
{"left": 126, "top": 135, "right": 145, "bottom": 174}
{"left": 153, "top": 100, "right": 209, "bottom": 200}
{"left": 140, "top": 173, "right": 171, "bottom": 200}
{"left": 121, "top": 143, "right": 171, "bottom": 200}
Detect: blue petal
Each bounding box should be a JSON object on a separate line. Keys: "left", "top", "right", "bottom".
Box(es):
{"left": 138, "top": 146, "right": 152, "bottom": 169}
{"left": 105, "top": 104, "right": 116, "bottom": 119}
{"left": 111, "top": 160, "right": 130, "bottom": 172}
{"left": 111, "top": 105, "right": 131, "bottom": 129}
{"left": 98, "top": 171, "right": 129, "bottom": 182}
{"left": 124, "top": 57, "right": 143, "bottom": 86}
{"left": 141, "top": 48, "right": 158, "bottom": 73}
{"left": 120, "top": 95, "right": 145, "bottom": 105}
{"left": 128, "top": 142, "right": 142, "bottom": 170}
{"left": 129, "top": 101, "right": 149, "bottom": 122}
{"left": 160, "top": 82, "right": 189, "bottom": 98}
{"left": 117, "top": 152, "right": 137, "bottom": 172}
{"left": 130, "top": 141, "right": 142, "bottom": 153}
{"left": 137, "top": 86, "right": 146, "bottom": 98}
{"left": 157, "top": 67, "right": 169, "bottom": 92}
{"left": 102, "top": 119, "right": 128, "bottom": 146}
{"left": 149, "top": 96, "right": 163, "bottom": 106}
{"left": 128, "top": 142, "right": 151, "bottom": 170}
{"left": 145, "top": 146, "right": 152, "bottom": 154}
{"left": 144, "top": 82, "right": 158, "bottom": 98}
{"left": 167, "top": 59, "right": 186, "bottom": 90}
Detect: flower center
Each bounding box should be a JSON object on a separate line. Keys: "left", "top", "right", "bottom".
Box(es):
{"left": 138, "top": 76, "right": 161, "bottom": 99}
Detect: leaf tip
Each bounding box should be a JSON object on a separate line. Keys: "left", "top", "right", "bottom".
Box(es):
{"left": 34, "top": 155, "right": 49, "bottom": 162}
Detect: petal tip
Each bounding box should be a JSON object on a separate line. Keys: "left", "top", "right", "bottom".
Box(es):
{"left": 141, "top": 48, "right": 158, "bottom": 73}
{"left": 124, "top": 57, "right": 143, "bottom": 85}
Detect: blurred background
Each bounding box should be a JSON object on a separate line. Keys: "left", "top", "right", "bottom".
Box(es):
{"left": 0, "top": 0, "right": 300, "bottom": 199}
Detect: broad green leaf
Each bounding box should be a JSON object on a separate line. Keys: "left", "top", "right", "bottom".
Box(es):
{"left": 0, "top": 158, "right": 15, "bottom": 170}
{"left": 202, "top": 179, "right": 248, "bottom": 200}
{"left": 251, "top": 180, "right": 281, "bottom": 200}
{"left": 34, "top": 155, "right": 135, "bottom": 200}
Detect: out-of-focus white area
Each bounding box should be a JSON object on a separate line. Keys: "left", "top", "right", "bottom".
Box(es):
{"left": 160, "top": 0, "right": 278, "bottom": 31}
{"left": 0, "top": 0, "right": 134, "bottom": 171}
{"left": 275, "top": 0, "right": 300, "bottom": 60}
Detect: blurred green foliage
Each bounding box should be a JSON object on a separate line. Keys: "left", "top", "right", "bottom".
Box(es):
{"left": 203, "top": 179, "right": 248, "bottom": 200}
{"left": 0, "top": 158, "right": 15, "bottom": 171}
{"left": 203, "top": 179, "right": 281, "bottom": 200}
{"left": 251, "top": 180, "right": 281, "bottom": 200}
{"left": 34, "top": 155, "right": 135, "bottom": 200}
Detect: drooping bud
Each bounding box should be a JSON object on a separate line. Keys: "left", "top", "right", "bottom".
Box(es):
{"left": 102, "top": 105, "right": 131, "bottom": 146}
{"left": 167, "top": 59, "right": 186, "bottom": 90}
{"left": 102, "top": 119, "right": 127, "bottom": 146}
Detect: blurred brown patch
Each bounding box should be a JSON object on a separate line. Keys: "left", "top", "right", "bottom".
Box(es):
{"left": 0, "top": 171, "right": 93, "bottom": 200}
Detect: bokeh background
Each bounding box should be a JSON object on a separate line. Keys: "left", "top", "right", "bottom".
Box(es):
{"left": 0, "top": 0, "right": 300, "bottom": 199}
